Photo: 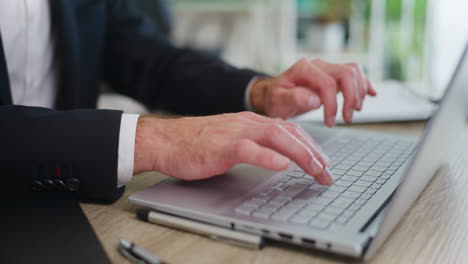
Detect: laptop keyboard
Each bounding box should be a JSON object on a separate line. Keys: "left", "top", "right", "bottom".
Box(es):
{"left": 234, "top": 134, "right": 417, "bottom": 230}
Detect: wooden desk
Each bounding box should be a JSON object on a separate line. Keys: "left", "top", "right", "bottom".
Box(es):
{"left": 81, "top": 122, "right": 468, "bottom": 263}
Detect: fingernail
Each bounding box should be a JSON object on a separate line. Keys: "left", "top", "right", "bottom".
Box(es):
{"left": 323, "top": 153, "right": 330, "bottom": 164}
{"left": 347, "top": 109, "right": 354, "bottom": 121}
{"left": 310, "top": 158, "right": 324, "bottom": 175}
{"left": 321, "top": 168, "right": 333, "bottom": 185}
{"left": 326, "top": 117, "right": 335, "bottom": 127}
{"left": 308, "top": 96, "right": 320, "bottom": 108}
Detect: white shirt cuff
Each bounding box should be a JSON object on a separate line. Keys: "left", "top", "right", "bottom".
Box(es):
{"left": 117, "top": 113, "right": 140, "bottom": 188}
{"left": 244, "top": 77, "right": 259, "bottom": 111}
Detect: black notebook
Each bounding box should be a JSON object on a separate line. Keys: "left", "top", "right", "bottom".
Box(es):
{"left": 0, "top": 192, "right": 111, "bottom": 264}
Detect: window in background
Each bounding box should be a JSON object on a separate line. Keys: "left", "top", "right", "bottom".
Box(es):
{"left": 170, "top": 0, "right": 465, "bottom": 99}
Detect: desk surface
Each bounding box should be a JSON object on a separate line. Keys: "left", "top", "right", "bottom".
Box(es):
{"left": 81, "top": 122, "right": 468, "bottom": 264}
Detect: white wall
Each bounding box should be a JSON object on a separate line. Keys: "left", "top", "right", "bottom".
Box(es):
{"left": 428, "top": 0, "right": 468, "bottom": 93}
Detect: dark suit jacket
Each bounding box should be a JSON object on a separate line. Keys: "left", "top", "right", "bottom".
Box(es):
{"left": 0, "top": 0, "right": 258, "bottom": 202}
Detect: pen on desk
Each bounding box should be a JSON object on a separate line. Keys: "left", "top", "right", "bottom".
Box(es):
{"left": 137, "top": 209, "right": 264, "bottom": 249}
{"left": 119, "top": 239, "right": 162, "bottom": 264}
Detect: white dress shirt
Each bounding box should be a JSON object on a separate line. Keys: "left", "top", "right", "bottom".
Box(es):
{"left": 0, "top": 0, "right": 253, "bottom": 188}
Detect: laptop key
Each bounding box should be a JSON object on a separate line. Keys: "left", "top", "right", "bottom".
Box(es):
{"left": 252, "top": 211, "right": 272, "bottom": 219}
{"left": 348, "top": 203, "right": 362, "bottom": 211}
{"left": 305, "top": 203, "right": 326, "bottom": 212}
{"left": 342, "top": 209, "right": 355, "bottom": 217}
{"left": 381, "top": 173, "right": 392, "bottom": 180}
{"left": 244, "top": 198, "right": 265, "bottom": 208}
{"left": 335, "top": 180, "right": 353, "bottom": 188}
{"left": 347, "top": 170, "right": 364, "bottom": 177}
{"left": 273, "top": 183, "right": 289, "bottom": 191}
{"left": 342, "top": 191, "right": 360, "bottom": 199}
{"left": 234, "top": 206, "right": 255, "bottom": 215}
{"left": 268, "top": 197, "right": 290, "bottom": 206}
{"left": 320, "top": 190, "right": 340, "bottom": 199}
{"left": 290, "top": 215, "right": 310, "bottom": 224}
{"left": 310, "top": 197, "right": 334, "bottom": 206}
{"left": 361, "top": 193, "right": 372, "bottom": 200}
{"left": 365, "top": 170, "right": 383, "bottom": 177}
{"left": 335, "top": 215, "right": 349, "bottom": 225}
{"left": 330, "top": 168, "right": 347, "bottom": 176}
{"left": 352, "top": 165, "right": 368, "bottom": 172}
{"left": 297, "top": 178, "right": 314, "bottom": 185}
{"left": 348, "top": 185, "right": 367, "bottom": 193}
{"left": 354, "top": 180, "right": 372, "bottom": 188}
{"left": 335, "top": 164, "right": 353, "bottom": 171}
{"left": 280, "top": 176, "right": 292, "bottom": 183}
{"left": 296, "top": 188, "right": 321, "bottom": 201}
{"left": 309, "top": 183, "right": 327, "bottom": 191}
{"left": 271, "top": 213, "right": 292, "bottom": 222}
{"left": 323, "top": 207, "right": 343, "bottom": 216}
{"left": 330, "top": 198, "right": 354, "bottom": 208}
{"left": 355, "top": 198, "right": 367, "bottom": 205}
{"left": 279, "top": 184, "right": 308, "bottom": 199}
{"left": 341, "top": 175, "right": 359, "bottom": 182}
{"left": 365, "top": 188, "right": 378, "bottom": 195}
{"left": 317, "top": 212, "right": 337, "bottom": 222}
{"left": 309, "top": 219, "right": 330, "bottom": 229}
{"left": 297, "top": 208, "right": 320, "bottom": 217}
{"left": 357, "top": 161, "right": 374, "bottom": 167}
{"left": 328, "top": 185, "right": 346, "bottom": 193}
{"left": 376, "top": 178, "right": 387, "bottom": 185}
{"left": 360, "top": 175, "right": 378, "bottom": 182}
{"left": 370, "top": 165, "right": 386, "bottom": 172}
{"left": 288, "top": 171, "right": 305, "bottom": 178}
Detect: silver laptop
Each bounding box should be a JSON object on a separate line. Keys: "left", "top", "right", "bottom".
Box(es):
{"left": 130, "top": 44, "right": 468, "bottom": 260}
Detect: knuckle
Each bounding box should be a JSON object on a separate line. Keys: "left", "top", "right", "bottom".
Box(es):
{"left": 342, "top": 67, "right": 356, "bottom": 79}
{"left": 297, "top": 57, "right": 310, "bottom": 65}
{"left": 265, "top": 123, "right": 283, "bottom": 138}
{"left": 239, "top": 111, "right": 257, "bottom": 119}
{"left": 311, "top": 58, "right": 323, "bottom": 64}
{"left": 270, "top": 89, "right": 283, "bottom": 104}
{"left": 348, "top": 62, "right": 360, "bottom": 69}
{"left": 320, "top": 77, "right": 336, "bottom": 90}
{"left": 234, "top": 139, "right": 249, "bottom": 157}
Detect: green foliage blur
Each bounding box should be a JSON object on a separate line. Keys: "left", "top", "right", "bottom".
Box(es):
{"left": 299, "top": 0, "right": 427, "bottom": 80}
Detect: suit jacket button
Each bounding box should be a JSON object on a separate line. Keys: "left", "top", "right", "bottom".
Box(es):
{"left": 42, "top": 179, "right": 56, "bottom": 190}
{"left": 66, "top": 178, "right": 80, "bottom": 192}
{"left": 53, "top": 179, "right": 66, "bottom": 190}
{"left": 32, "top": 180, "right": 44, "bottom": 191}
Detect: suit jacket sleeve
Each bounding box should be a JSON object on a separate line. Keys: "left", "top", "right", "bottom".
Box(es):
{"left": 103, "top": 0, "right": 260, "bottom": 115}
{"left": 0, "top": 105, "right": 124, "bottom": 202}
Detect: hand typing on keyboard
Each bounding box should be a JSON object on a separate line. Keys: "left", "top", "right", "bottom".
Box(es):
{"left": 248, "top": 59, "right": 376, "bottom": 127}
{"left": 134, "top": 112, "right": 332, "bottom": 185}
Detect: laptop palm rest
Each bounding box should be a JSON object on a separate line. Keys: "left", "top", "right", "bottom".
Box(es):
{"left": 130, "top": 165, "right": 277, "bottom": 224}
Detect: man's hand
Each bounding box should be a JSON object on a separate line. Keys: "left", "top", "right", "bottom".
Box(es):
{"left": 250, "top": 58, "right": 377, "bottom": 127}
{"left": 133, "top": 112, "right": 332, "bottom": 185}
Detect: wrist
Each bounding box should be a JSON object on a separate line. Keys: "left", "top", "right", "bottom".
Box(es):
{"left": 133, "top": 115, "right": 166, "bottom": 174}
{"left": 250, "top": 77, "right": 274, "bottom": 114}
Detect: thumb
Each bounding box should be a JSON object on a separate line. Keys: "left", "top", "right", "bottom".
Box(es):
{"left": 268, "top": 87, "right": 322, "bottom": 119}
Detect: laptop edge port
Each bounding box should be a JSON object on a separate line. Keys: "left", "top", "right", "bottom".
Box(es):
{"left": 278, "top": 233, "right": 293, "bottom": 240}
{"left": 301, "top": 238, "right": 316, "bottom": 247}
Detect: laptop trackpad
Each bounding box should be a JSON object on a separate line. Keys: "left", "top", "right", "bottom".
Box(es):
{"left": 130, "top": 165, "right": 277, "bottom": 214}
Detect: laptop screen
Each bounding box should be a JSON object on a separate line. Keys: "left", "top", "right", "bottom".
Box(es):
{"left": 364, "top": 43, "right": 468, "bottom": 259}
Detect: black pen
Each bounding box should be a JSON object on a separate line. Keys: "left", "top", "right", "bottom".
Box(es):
{"left": 119, "top": 239, "right": 162, "bottom": 264}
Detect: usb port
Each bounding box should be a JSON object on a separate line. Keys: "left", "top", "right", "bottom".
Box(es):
{"left": 302, "top": 238, "right": 316, "bottom": 246}
{"left": 278, "top": 233, "right": 293, "bottom": 240}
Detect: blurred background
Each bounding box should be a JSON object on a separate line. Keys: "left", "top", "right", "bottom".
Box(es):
{"left": 103, "top": 0, "right": 468, "bottom": 118}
